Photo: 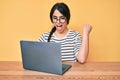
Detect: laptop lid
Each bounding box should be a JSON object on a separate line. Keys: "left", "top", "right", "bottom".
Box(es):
{"left": 20, "top": 40, "right": 71, "bottom": 75}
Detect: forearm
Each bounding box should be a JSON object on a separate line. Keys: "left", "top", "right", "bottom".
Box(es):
{"left": 76, "top": 32, "right": 89, "bottom": 63}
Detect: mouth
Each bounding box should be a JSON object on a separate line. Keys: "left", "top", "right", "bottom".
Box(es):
{"left": 56, "top": 25, "right": 63, "bottom": 30}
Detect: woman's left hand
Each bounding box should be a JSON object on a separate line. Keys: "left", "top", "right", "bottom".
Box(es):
{"left": 83, "top": 24, "right": 92, "bottom": 35}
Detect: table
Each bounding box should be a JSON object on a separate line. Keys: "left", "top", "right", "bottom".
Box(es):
{"left": 0, "top": 61, "right": 120, "bottom": 80}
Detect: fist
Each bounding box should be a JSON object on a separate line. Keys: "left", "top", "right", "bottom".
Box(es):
{"left": 83, "top": 24, "right": 92, "bottom": 35}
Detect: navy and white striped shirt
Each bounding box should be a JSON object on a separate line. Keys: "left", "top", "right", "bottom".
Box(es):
{"left": 39, "top": 30, "right": 82, "bottom": 62}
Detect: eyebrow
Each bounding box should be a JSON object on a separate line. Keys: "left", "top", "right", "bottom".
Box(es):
{"left": 52, "top": 15, "right": 65, "bottom": 18}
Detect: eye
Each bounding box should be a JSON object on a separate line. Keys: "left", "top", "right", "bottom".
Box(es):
{"left": 53, "top": 17, "right": 57, "bottom": 19}
{"left": 60, "top": 16, "right": 66, "bottom": 20}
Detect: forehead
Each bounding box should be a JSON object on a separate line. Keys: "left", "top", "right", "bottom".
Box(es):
{"left": 53, "top": 9, "right": 64, "bottom": 17}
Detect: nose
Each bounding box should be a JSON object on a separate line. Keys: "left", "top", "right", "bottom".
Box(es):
{"left": 56, "top": 19, "right": 60, "bottom": 23}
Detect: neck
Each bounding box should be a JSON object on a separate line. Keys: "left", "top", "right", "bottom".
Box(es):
{"left": 54, "top": 28, "right": 69, "bottom": 38}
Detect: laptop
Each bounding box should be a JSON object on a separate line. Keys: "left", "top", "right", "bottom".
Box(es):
{"left": 20, "top": 40, "right": 72, "bottom": 75}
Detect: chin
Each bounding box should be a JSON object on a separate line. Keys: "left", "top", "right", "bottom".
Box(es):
{"left": 56, "top": 30, "right": 63, "bottom": 33}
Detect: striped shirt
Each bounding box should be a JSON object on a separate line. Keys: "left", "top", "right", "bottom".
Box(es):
{"left": 38, "top": 30, "right": 82, "bottom": 62}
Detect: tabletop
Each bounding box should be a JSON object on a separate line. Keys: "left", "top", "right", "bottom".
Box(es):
{"left": 0, "top": 61, "right": 120, "bottom": 80}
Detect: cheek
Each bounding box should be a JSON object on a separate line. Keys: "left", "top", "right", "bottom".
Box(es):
{"left": 63, "top": 22, "right": 67, "bottom": 27}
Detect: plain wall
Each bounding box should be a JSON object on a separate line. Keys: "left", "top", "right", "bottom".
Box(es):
{"left": 0, "top": 0, "right": 120, "bottom": 61}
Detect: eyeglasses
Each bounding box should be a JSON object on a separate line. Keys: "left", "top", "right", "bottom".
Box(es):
{"left": 52, "top": 16, "right": 66, "bottom": 23}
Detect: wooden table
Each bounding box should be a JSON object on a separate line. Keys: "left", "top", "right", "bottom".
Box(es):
{"left": 0, "top": 61, "right": 120, "bottom": 80}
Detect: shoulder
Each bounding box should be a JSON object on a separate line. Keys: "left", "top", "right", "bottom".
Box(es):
{"left": 41, "top": 32, "right": 50, "bottom": 37}
{"left": 68, "top": 30, "right": 82, "bottom": 42}
{"left": 39, "top": 32, "right": 50, "bottom": 42}
{"left": 68, "top": 30, "right": 81, "bottom": 37}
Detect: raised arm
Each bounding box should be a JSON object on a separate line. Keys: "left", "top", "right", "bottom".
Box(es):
{"left": 76, "top": 24, "right": 92, "bottom": 63}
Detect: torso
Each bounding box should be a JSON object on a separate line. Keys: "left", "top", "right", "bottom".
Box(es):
{"left": 39, "top": 29, "right": 82, "bottom": 62}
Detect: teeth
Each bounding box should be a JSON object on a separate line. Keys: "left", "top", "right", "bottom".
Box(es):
{"left": 57, "top": 25, "right": 62, "bottom": 27}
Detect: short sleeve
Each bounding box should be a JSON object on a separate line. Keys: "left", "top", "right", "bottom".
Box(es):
{"left": 74, "top": 32, "right": 82, "bottom": 56}
{"left": 38, "top": 32, "right": 50, "bottom": 42}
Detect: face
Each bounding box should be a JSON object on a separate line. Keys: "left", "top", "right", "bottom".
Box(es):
{"left": 52, "top": 9, "right": 68, "bottom": 33}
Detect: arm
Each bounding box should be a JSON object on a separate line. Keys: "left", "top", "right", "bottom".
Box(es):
{"left": 76, "top": 24, "right": 92, "bottom": 63}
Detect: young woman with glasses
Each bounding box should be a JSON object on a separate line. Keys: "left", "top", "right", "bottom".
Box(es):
{"left": 39, "top": 2, "right": 92, "bottom": 63}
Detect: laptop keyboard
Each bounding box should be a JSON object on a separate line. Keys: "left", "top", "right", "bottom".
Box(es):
{"left": 62, "top": 64, "right": 68, "bottom": 71}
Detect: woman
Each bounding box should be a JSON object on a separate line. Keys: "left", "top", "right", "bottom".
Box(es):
{"left": 39, "top": 2, "right": 92, "bottom": 63}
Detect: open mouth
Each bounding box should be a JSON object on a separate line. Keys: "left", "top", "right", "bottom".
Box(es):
{"left": 56, "top": 25, "right": 63, "bottom": 30}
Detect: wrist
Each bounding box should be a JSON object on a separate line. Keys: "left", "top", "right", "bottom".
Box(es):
{"left": 82, "top": 32, "right": 89, "bottom": 40}
{"left": 82, "top": 31, "right": 89, "bottom": 37}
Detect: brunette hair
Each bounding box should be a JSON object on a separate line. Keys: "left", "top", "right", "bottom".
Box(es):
{"left": 48, "top": 2, "right": 71, "bottom": 42}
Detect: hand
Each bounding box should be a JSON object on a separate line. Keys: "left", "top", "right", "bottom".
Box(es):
{"left": 83, "top": 24, "right": 92, "bottom": 35}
